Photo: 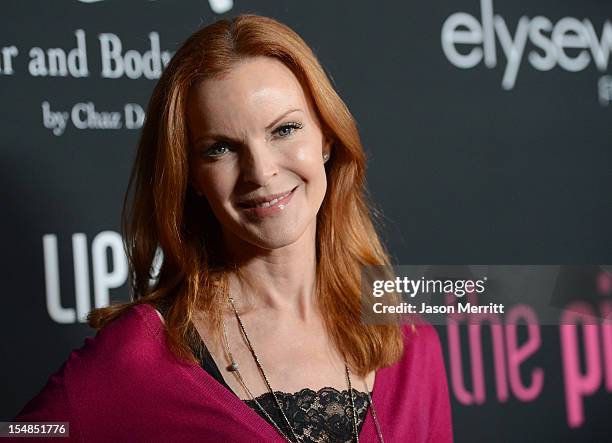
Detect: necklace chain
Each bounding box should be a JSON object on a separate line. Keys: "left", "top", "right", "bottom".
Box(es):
{"left": 221, "top": 317, "right": 294, "bottom": 442}
{"left": 222, "top": 295, "right": 385, "bottom": 443}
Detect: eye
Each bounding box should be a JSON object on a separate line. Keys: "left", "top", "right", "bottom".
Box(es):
{"left": 274, "top": 121, "right": 303, "bottom": 138}
{"left": 202, "top": 142, "right": 231, "bottom": 158}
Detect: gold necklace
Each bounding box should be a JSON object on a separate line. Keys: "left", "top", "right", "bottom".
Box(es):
{"left": 222, "top": 296, "right": 385, "bottom": 443}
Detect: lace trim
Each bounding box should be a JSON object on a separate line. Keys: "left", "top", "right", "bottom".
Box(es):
{"left": 244, "top": 386, "right": 371, "bottom": 443}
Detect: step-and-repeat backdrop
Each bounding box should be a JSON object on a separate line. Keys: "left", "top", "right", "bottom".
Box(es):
{"left": 1, "top": 1, "right": 611, "bottom": 441}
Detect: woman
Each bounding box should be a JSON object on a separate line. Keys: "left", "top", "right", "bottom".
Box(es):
{"left": 12, "top": 14, "right": 453, "bottom": 442}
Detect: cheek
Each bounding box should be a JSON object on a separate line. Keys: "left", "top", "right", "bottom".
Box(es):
{"left": 286, "top": 146, "right": 327, "bottom": 209}
{"left": 194, "top": 165, "right": 236, "bottom": 206}
{"left": 288, "top": 143, "right": 324, "bottom": 181}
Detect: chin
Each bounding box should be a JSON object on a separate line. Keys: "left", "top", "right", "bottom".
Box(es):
{"left": 246, "top": 227, "right": 305, "bottom": 250}
{"left": 222, "top": 219, "right": 311, "bottom": 252}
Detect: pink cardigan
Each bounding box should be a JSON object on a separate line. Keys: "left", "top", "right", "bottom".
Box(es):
{"left": 12, "top": 303, "right": 453, "bottom": 442}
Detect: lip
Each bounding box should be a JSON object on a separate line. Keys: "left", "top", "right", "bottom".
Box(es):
{"left": 236, "top": 186, "right": 298, "bottom": 208}
{"left": 237, "top": 185, "right": 298, "bottom": 218}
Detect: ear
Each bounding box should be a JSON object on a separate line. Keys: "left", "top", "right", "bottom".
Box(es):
{"left": 323, "top": 135, "right": 333, "bottom": 162}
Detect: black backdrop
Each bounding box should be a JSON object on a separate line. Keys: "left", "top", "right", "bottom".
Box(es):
{"left": 1, "top": 1, "right": 611, "bottom": 442}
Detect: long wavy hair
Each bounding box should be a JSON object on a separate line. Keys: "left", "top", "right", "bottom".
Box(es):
{"left": 88, "top": 14, "right": 404, "bottom": 377}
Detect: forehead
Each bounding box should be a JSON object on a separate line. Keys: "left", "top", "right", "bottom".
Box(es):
{"left": 187, "top": 56, "right": 310, "bottom": 132}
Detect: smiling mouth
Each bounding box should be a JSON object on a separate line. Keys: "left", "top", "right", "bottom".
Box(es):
{"left": 237, "top": 186, "right": 298, "bottom": 209}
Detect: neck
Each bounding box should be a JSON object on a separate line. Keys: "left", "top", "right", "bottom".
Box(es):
{"left": 221, "top": 222, "right": 319, "bottom": 322}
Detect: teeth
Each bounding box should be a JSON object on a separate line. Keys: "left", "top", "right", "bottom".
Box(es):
{"left": 251, "top": 190, "right": 291, "bottom": 208}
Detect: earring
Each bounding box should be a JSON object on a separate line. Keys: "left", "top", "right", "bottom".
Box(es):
{"left": 322, "top": 152, "right": 330, "bottom": 162}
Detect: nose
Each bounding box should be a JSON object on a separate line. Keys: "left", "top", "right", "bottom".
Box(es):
{"left": 240, "top": 141, "right": 278, "bottom": 186}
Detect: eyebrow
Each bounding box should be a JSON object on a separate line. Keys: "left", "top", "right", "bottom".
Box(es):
{"left": 265, "top": 108, "right": 303, "bottom": 131}
{"left": 194, "top": 108, "right": 303, "bottom": 145}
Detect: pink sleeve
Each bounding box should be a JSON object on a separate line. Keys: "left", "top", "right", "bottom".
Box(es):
{"left": 11, "top": 359, "right": 82, "bottom": 442}
{"left": 425, "top": 325, "right": 454, "bottom": 443}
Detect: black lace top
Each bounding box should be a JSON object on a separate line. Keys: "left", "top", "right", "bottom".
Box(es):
{"left": 155, "top": 304, "right": 371, "bottom": 442}
{"left": 199, "top": 349, "right": 371, "bottom": 442}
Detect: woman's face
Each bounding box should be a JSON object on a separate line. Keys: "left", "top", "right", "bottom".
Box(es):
{"left": 187, "top": 56, "right": 331, "bottom": 251}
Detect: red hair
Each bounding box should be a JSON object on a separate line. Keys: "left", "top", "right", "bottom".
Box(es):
{"left": 88, "top": 14, "right": 404, "bottom": 376}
